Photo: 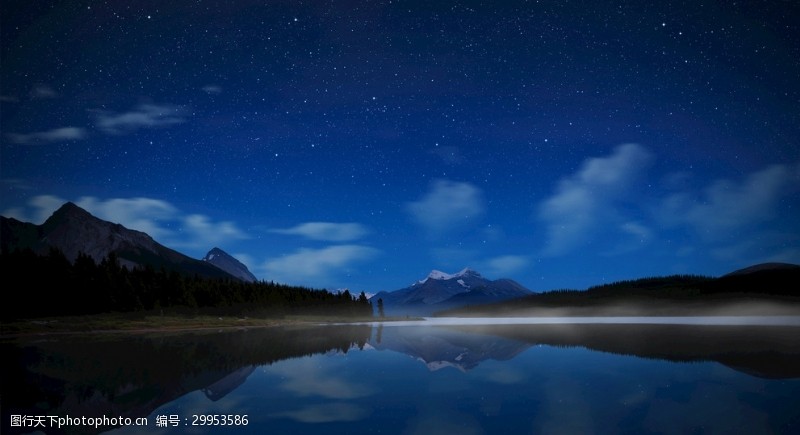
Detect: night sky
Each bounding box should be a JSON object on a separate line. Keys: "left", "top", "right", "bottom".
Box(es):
{"left": 2, "top": 0, "right": 799, "bottom": 293}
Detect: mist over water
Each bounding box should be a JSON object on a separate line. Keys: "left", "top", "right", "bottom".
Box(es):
{"left": 362, "top": 315, "right": 800, "bottom": 327}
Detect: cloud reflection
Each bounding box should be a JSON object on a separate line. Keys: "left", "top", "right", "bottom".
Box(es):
{"left": 643, "top": 382, "right": 771, "bottom": 434}
{"left": 403, "top": 407, "right": 484, "bottom": 435}
{"left": 483, "top": 367, "right": 527, "bottom": 385}
{"left": 268, "top": 357, "right": 374, "bottom": 399}
{"left": 537, "top": 377, "right": 593, "bottom": 434}
{"left": 271, "top": 402, "right": 369, "bottom": 423}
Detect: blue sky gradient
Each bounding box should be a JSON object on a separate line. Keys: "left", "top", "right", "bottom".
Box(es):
{"left": 2, "top": 1, "right": 798, "bottom": 293}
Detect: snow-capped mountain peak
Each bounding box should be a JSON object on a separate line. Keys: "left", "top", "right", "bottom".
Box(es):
{"left": 373, "top": 266, "right": 532, "bottom": 316}
{"left": 416, "top": 267, "right": 479, "bottom": 285}
{"left": 423, "top": 269, "right": 453, "bottom": 282}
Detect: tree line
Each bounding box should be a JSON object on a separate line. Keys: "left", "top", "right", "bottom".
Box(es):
{"left": 0, "top": 248, "right": 373, "bottom": 319}
{"left": 437, "top": 270, "right": 800, "bottom": 316}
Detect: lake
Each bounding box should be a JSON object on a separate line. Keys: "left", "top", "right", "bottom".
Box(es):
{"left": 3, "top": 317, "right": 799, "bottom": 434}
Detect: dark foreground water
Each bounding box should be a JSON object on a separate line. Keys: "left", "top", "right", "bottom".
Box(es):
{"left": 3, "top": 317, "right": 799, "bottom": 434}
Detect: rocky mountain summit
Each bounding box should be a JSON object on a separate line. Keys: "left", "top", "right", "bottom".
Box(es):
{"left": 1, "top": 202, "right": 236, "bottom": 279}
{"left": 203, "top": 247, "right": 257, "bottom": 282}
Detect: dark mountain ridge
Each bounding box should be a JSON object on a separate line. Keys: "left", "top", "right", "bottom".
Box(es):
{"left": 371, "top": 268, "right": 533, "bottom": 315}
{"left": 1, "top": 202, "right": 234, "bottom": 280}
{"left": 724, "top": 262, "right": 800, "bottom": 276}
{"left": 438, "top": 264, "right": 800, "bottom": 317}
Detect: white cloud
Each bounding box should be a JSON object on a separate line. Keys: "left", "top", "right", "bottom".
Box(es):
{"left": 406, "top": 179, "right": 485, "bottom": 234}
{"left": 710, "top": 235, "right": 800, "bottom": 266}
{"left": 426, "top": 250, "right": 529, "bottom": 277}
{"left": 6, "top": 127, "right": 87, "bottom": 144}
{"left": 269, "top": 358, "right": 375, "bottom": 399}
{"left": 655, "top": 163, "right": 800, "bottom": 266}
{"left": 32, "top": 195, "right": 70, "bottom": 222}
{"left": 0, "top": 207, "right": 24, "bottom": 221}
{"left": 77, "top": 196, "right": 179, "bottom": 240}
{"left": 232, "top": 253, "right": 256, "bottom": 271}
{"left": 271, "top": 403, "right": 369, "bottom": 423}
{"left": 537, "top": 143, "right": 653, "bottom": 256}
{"left": 179, "top": 214, "right": 248, "bottom": 248}
{"left": 202, "top": 85, "right": 222, "bottom": 94}
{"left": 3, "top": 195, "right": 248, "bottom": 254}
{"left": 263, "top": 245, "right": 379, "bottom": 286}
{"left": 31, "top": 84, "right": 58, "bottom": 99}
{"left": 1, "top": 194, "right": 66, "bottom": 224}
{"left": 620, "top": 221, "right": 652, "bottom": 242}
{"left": 95, "top": 103, "right": 187, "bottom": 134}
{"left": 76, "top": 197, "right": 248, "bottom": 249}
{"left": 270, "top": 222, "right": 369, "bottom": 241}
{"left": 660, "top": 163, "right": 800, "bottom": 240}
{"left": 601, "top": 221, "right": 654, "bottom": 256}
{"left": 483, "top": 255, "right": 529, "bottom": 276}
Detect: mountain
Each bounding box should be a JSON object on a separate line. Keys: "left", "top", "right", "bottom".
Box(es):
{"left": 723, "top": 262, "right": 800, "bottom": 276}
{"left": 707, "top": 262, "right": 800, "bottom": 296}
{"left": 439, "top": 263, "right": 800, "bottom": 317}
{"left": 203, "top": 247, "right": 257, "bottom": 282}
{"left": 0, "top": 202, "right": 235, "bottom": 280}
{"left": 371, "top": 268, "right": 533, "bottom": 315}
{"left": 370, "top": 325, "right": 529, "bottom": 372}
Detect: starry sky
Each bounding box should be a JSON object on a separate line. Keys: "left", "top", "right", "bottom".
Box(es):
{"left": 2, "top": 0, "right": 799, "bottom": 293}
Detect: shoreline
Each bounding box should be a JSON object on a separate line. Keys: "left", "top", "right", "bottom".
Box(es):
{"left": 4, "top": 308, "right": 800, "bottom": 339}
{"left": 0, "top": 313, "right": 417, "bottom": 339}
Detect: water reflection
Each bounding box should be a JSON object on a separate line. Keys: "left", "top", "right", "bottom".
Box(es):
{"left": 201, "top": 366, "right": 255, "bottom": 401}
{"left": 444, "top": 322, "right": 800, "bottom": 378}
{"left": 370, "top": 324, "right": 529, "bottom": 371}
{"left": 2, "top": 320, "right": 799, "bottom": 434}
{"left": 1, "top": 325, "right": 370, "bottom": 434}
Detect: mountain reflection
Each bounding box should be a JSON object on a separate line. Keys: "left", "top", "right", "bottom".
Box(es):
{"left": 1, "top": 325, "right": 370, "bottom": 435}
{"left": 201, "top": 365, "right": 256, "bottom": 401}
{"left": 366, "top": 323, "right": 800, "bottom": 378}
{"left": 3, "top": 321, "right": 798, "bottom": 434}
{"left": 444, "top": 323, "right": 800, "bottom": 379}
{"left": 369, "top": 325, "right": 529, "bottom": 371}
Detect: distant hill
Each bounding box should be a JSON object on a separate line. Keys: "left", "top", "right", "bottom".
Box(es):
{"left": 704, "top": 262, "right": 800, "bottom": 296}
{"left": 438, "top": 265, "right": 800, "bottom": 317}
{"left": 723, "top": 262, "right": 800, "bottom": 276}
{"left": 203, "top": 247, "right": 257, "bottom": 282}
{"left": 0, "top": 202, "right": 235, "bottom": 280}
{"left": 371, "top": 268, "right": 533, "bottom": 315}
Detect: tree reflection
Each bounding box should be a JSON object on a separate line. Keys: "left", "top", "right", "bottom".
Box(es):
{"left": 1, "top": 325, "right": 370, "bottom": 435}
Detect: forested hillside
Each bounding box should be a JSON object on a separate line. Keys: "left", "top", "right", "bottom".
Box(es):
{"left": 438, "top": 268, "right": 800, "bottom": 317}
{"left": 1, "top": 248, "right": 372, "bottom": 319}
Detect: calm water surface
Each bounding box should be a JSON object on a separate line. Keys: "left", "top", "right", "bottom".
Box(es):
{"left": 3, "top": 318, "right": 799, "bottom": 434}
